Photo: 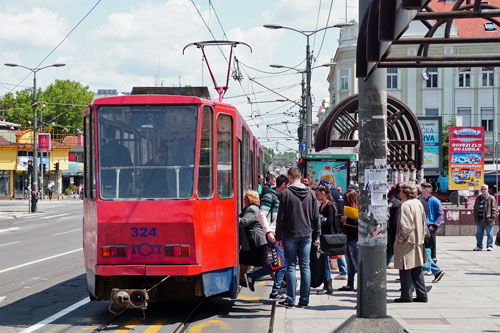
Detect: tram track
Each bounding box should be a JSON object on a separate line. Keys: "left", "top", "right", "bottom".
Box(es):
{"left": 89, "top": 298, "right": 206, "bottom": 333}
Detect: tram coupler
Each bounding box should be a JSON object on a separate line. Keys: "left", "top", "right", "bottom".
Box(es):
{"left": 109, "top": 288, "right": 149, "bottom": 314}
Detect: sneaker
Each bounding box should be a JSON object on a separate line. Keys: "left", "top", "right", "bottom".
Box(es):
{"left": 432, "top": 271, "right": 445, "bottom": 283}
{"left": 425, "top": 271, "right": 433, "bottom": 275}
{"left": 269, "top": 293, "right": 286, "bottom": 300}
{"left": 473, "top": 247, "right": 483, "bottom": 251}
{"left": 487, "top": 247, "right": 493, "bottom": 251}
{"left": 297, "top": 302, "right": 308, "bottom": 308}
{"left": 244, "top": 273, "right": 255, "bottom": 292}
{"left": 278, "top": 300, "right": 295, "bottom": 308}
{"left": 334, "top": 274, "right": 347, "bottom": 280}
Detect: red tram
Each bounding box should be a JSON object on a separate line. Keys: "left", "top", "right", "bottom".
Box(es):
{"left": 82, "top": 90, "right": 263, "bottom": 309}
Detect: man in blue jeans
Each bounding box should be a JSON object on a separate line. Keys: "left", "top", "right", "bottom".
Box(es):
{"left": 473, "top": 184, "right": 498, "bottom": 251}
{"left": 275, "top": 167, "right": 320, "bottom": 308}
{"left": 245, "top": 174, "right": 288, "bottom": 298}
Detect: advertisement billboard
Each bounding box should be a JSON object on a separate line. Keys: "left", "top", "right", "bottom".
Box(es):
{"left": 305, "top": 159, "right": 349, "bottom": 192}
{"left": 448, "top": 126, "right": 485, "bottom": 191}
{"left": 38, "top": 133, "right": 51, "bottom": 152}
{"left": 417, "top": 116, "right": 442, "bottom": 172}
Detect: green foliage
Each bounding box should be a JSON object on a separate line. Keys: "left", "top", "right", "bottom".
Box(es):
{"left": 64, "top": 184, "right": 77, "bottom": 195}
{"left": 442, "top": 115, "right": 456, "bottom": 173}
{"left": 0, "top": 79, "right": 94, "bottom": 134}
{"left": 263, "top": 146, "right": 274, "bottom": 171}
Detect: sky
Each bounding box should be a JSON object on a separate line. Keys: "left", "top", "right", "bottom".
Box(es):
{"left": 0, "top": 0, "right": 359, "bottom": 151}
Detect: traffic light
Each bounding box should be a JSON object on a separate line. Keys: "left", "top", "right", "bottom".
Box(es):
{"left": 54, "top": 162, "right": 59, "bottom": 173}
{"left": 27, "top": 160, "right": 33, "bottom": 174}
{"left": 298, "top": 158, "right": 305, "bottom": 170}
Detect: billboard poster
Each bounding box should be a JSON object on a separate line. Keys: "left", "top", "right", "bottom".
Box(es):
{"left": 305, "top": 160, "right": 349, "bottom": 192}
{"left": 16, "top": 156, "right": 50, "bottom": 171}
{"left": 38, "top": 133, "right": 51, "bottom": 152}
{"left": 448, "top": 126, "right": 485, "bottom": 190}
{"left": 417, "top": 117, "right": 442, "bottom": 171}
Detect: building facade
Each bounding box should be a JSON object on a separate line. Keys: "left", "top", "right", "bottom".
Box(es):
{"left": 324, "top": 0, "right": 500, "bottom": 167}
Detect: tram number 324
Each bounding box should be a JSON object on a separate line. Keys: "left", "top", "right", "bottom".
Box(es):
{"left": 131, "top": 227, "right": 157, "bottom": 238}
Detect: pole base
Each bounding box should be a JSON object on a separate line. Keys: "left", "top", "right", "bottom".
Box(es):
{"left": 333, "top": 315, "right": 408, "bottom": 333}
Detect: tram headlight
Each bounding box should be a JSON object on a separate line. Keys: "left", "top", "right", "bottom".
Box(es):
{"left": 101, "top": 245, "right": 127, "bottom": 258}
{"left": 164, "top": 244, "right": 190, "bottom": 257}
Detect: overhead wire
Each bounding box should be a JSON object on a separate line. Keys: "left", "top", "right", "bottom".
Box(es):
{"left": 313, "top": 0, "right": 335, "bottom": 65}
{"left": 7, "top": 0, "right": 103, "bottom": 94}
{"left": 312, "top": 0, "right": 323, "bottom": 50}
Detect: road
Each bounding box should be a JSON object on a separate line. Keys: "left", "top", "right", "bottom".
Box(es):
{"left": 0, "top": 200, "right": 274, "bottom": 332}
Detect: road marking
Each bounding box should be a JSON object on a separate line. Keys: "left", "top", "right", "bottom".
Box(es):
{"left": 188, "top": 320, "right": 230, "bottom": 332}
{"left": 115, "top": 317, "right": 143, "bottom": 332}
{"left": 0, "top": 227, "right": 20, "bottom": 234}
{"left": 0, "top": 241, "right": 21, "bottom": 247}
{"left": 236, "top": 294, "right": 260, "bottom": 302}
{"left": 19, "top": 297, "right": 90, "bottom": 333}
{"left": 41, "top": 213, "right": 71, "bottom": 219}
{"left": 144, "top": 318, "right": 169, "bottom": 333}
{"left": 53, "top": 228, "right": 81, "bottom": 236}
{"left": 0, "top": 248, "right": 82, "bottom": 274}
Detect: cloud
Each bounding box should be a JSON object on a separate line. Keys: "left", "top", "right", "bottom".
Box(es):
{"left": 0, "top": 8, "right": 68, "bottom": 49}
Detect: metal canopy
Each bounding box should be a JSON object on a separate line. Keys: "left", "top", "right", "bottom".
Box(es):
{"left": 357, "top": 0, "right": 500, "bottom": 79}
{"left": 315, "top": 94, "right": 423, "bottom": 171}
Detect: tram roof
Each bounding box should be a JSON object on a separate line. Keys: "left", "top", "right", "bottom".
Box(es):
{"left": 92, "top": 94, "right": 235, "bottom": 110}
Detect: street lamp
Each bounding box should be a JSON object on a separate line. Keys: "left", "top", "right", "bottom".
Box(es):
{"left": 4, "top": 63, "right": 65, "bottom": 206}
{"left": 264, "top": 23, "right": 352, "bottom": 155}
{"left": 269, "top": 63, "right": 336, "bottom": 157}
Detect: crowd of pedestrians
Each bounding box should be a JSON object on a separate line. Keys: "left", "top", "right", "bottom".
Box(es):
{"left": 238, "top": 169, "right": 496, "bottom": 307}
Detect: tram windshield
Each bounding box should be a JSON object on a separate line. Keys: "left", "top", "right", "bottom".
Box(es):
{"left": 97, "top": 105, "right": 198, "bottom": 200}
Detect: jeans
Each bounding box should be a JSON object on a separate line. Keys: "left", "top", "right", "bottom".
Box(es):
{"left": 248, "top": 240, "right": 286, "bottom": 295}
{"left": 283, "top": 236, "right": 312, "bottom": 305}
{"left": 324, "top": 255, "right": 331, "bottom": 281}
{"left": 337, "top": 255, "right": 348, "bottom": 275}
{"left": 430, "top": 259, "right": 442, "bottom": 276}
{"left": 476, "top": 219, "right": 494, "bottom": 249}
{"left": 345, "top": 240, "right": 358, "bottom": 288}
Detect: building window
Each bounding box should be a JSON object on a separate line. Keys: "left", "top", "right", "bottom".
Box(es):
{"left": 484, "top": 22, "right": 497, "bottom": 31}
{"left": 481, "top": 67, "right": 494, "bottom": 87}
{"left": 387, "top": 68, "right": 398, "bottom": 89}
{"left": 457, "top": 107, "right": 472, "bottom": 127}
{"left": 458, "top": 67, "right": 471, "bottom": 88}
{"left": 340, "top": 69, "right": 349, "bottom": 90}
{"left": 424, "top": 67, "right": 439, "bottom": 88}
{"left": 481, "top": 107, "right": 494, "bottom": 131}
{"left": 425, "top": 108, "right": 439, "bottom": 116}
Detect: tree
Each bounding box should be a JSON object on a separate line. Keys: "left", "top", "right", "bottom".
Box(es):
{"left": 0, "top": 79, "right": 94, "bottom": 134}
{"left": 263, "top": 146, "right": 275, "bottom": 171}
{"left": 442, "top": 115, "right": 456, "bottom": 173}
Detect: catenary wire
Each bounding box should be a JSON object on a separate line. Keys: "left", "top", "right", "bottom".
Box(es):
{"left": 7, "top": 0, "right": 103, "bottom": 94}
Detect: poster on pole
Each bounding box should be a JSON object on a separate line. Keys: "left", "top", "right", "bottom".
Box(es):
{"left": 448, "top": 127, "right": 485, "bottom": 190}
{"left": 38, "top": 133, "right": 51, "bottom": 152}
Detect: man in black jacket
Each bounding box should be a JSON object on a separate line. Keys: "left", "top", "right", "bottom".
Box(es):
{"left": 275, "top": 167, "right": 320, "bottom": 308}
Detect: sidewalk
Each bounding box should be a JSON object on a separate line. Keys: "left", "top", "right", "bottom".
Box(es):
{"left": 0, "top": 198, "right": 81, "bottom": 218}
{"left": 272, "top": 236, "right": 500, "bottom": 333}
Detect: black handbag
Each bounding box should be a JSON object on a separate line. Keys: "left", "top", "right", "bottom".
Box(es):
{"left": 495, "top": 231, "right": 500, "bottom": 247}
{"left": 424, "top": 231, "right": 432, "bottom": 249}
{"left": 320, "top": 233, "right": 347, "bottom": 256}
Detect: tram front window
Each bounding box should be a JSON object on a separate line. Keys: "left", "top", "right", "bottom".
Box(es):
{"left": 97, "top": 105, "right": 198, "bottom": 200}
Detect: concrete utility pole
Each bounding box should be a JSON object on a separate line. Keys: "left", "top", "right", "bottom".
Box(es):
{"left": 335, "top": 0, "right": 405, "bottom": 331}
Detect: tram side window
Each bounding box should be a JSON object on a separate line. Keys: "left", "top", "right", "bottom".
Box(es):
{"left": 197, "top": 106, "right": 213, "bottom": 198}
{"left": 217, "top": 114, "right": 233, "bottom": 198}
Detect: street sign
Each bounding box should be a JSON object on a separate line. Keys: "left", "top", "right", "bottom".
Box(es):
{"left": 300, "top": 141, "right": 307, "bottom": 153}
